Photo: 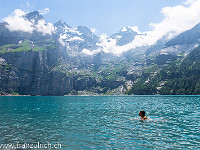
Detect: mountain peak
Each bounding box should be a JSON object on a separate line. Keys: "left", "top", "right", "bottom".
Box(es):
{"left": 121, "top": 26, "right": 131, "bottom": 32}
{"left": 120, "top": 26, "right": 140, "bottom": 34}
{"left": 54, "top": 20, "right": 71, "bottom": 28}
{"left": 25, "top": 11, "right": 44, "bottom": 24}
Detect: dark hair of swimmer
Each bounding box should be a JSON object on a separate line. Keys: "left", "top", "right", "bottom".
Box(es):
{"left": 139, "top": 111, "right": 148, "bottom": 120}
{"left": 140, "top": 111, "right": 145, "bottom": 117}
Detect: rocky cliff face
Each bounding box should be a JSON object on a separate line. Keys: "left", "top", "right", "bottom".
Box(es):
{"left": 0, "top": 47, "right": 73, "bottom": 95}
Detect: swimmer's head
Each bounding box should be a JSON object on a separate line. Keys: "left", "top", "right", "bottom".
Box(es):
{"left": 139, "top": 111, "right": 145, "bottom": 117}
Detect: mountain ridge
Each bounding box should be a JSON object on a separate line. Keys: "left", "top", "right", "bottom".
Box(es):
{"left": 1, "top": 10, "right": 200, "bottom": 95}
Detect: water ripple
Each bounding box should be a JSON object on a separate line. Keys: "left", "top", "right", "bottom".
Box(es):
{"left": 0, "top": 96, "right": 200, "bottom": 149}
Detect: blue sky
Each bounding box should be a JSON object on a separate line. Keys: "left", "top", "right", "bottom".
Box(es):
{"left": 0, "top": 0, "right": 182, "bottom": 35}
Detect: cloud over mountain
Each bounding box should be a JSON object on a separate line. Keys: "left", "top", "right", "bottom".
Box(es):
{"left": 3, "top": 9, "right": 34, "bottom": 33}
{"left": 39, "top": 8, "right": 50, "bottom": 15}
{"left": 83, "top": 0, "right": 200, "bottom": 55}
{"left": 3, "top": 0, "right": 200, "bottom": 56}
{"left": 3, "top": 9, "right": 54, "bottom": 35}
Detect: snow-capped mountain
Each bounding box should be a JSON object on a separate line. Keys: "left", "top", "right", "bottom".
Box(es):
{"left": 55, "top": 21, "right": 99, "bottom": 53}
{"left": 110, "top": 26, "right": 140, "bottom": 46}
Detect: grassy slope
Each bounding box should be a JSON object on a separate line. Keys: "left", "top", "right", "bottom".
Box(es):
{"left": 0, "top": 40, "right": 57, "bottom": 53}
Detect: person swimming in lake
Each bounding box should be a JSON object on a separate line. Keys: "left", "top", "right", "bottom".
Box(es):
{"left": 139, "top": 111, "right": 148, "bottom": 120}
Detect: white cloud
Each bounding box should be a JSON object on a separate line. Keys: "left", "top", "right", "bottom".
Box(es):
{"left": 35, "top": 19, "right": 54, "bottom": 35}
{"left": 3, "top": 9, "right": 34, "bottom": 33}
{"left": 128, "top": 0, "right": 200, "bottom": 50}
{"left": 82, "top": 34, "right": 118, "bottom": 55}
{"left": 128, "top": 26, "right": 143, "bottom": 34}
{"left": 82, "top": 48, "right": 100, "bottom": 55}
{"left": 84, "top": 0, "right": 200, "bottom": 55}
{"left": 3, "top": 9, "right": 54, "bottom": 35}
{"left": 68, "top": 36, "right": 84, "bottom": 42}
{"left": 96, "top": 34, "right": 117, "bottom": 54}
{"left": 39, "top": 8, "right": 50, "bottom": 15}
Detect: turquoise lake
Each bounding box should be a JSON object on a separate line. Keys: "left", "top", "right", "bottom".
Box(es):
{"left": 0, "top": 96, "right": 200, "bottom": 149}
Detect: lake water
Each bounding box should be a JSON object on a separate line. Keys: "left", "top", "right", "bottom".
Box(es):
{"left": 0, "top": 96, "right": 200, "bottom": 150}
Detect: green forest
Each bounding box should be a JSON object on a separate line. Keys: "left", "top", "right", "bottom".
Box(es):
{"left": 128, "top": 46, "right": 200, "bottom": 95}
